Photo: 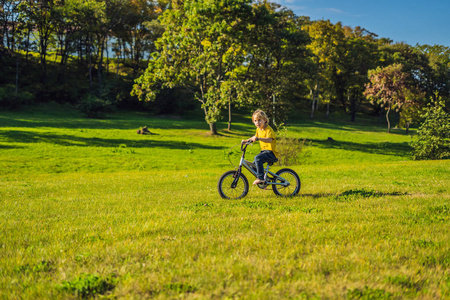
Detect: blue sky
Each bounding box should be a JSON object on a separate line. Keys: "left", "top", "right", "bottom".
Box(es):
{"left": 273, "top": 0, "right": 450, "bottom": 47}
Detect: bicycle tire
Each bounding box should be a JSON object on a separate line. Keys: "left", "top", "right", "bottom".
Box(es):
{"left": 272, "top": 168, "right": 301, "bottom": 197}
{"left": 217, "top": 170, "right": 249, "bottom": 199}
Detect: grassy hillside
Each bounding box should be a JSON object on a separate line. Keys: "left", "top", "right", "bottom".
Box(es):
{"left": 0, "top": 105, "right": 449, "bottom": 299}
{"left": 0, "top": 104, "right": 414, "bottom": 175}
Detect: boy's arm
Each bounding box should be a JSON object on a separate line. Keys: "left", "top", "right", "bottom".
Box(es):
{"left": 241, "top": 136, "right": 273, "bottom": 143}
{"left": 257, "top": 137, "right": 273, "bottom": 143}
{"left": 241, "top": 135, "right": 258, "bottom": 144}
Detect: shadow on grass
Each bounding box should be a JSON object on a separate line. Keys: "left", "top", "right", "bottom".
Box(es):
{"left": 331, "top": 189, "right": 407, "bottom": 202}
{"left": 302, "top": 189, "right": 407, "bottom": 200}
{"left": 288, "top": 117, "right": 414, "bottom": 136}
{"left": 0, "top": 113, "right": 208, "bottom": 131}
{"left": 0, "top": 130, "right": 226, "bottom": 150}
{"left": 0, "top": 143, "right": 25, "bottom": 149}
{"left": 301, "top": 193, "right": 335, "bottom": 199}
{"left": 310, "top": 138, "right": 412, "bottom": 157}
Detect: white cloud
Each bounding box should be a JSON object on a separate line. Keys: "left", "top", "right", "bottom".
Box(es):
{"left": 326, "top": 8, "right": 344, "bottom": 14}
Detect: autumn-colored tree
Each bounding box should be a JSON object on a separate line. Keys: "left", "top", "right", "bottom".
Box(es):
{"left": 365, "top": 63, "right": 421, "bottom": 133}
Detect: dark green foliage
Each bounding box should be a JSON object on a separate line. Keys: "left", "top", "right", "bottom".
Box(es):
{"left": 60, "top": 273, "right": 117, "bottom": 298}
{"left": 164, "top": 282, "right": 197, "bottom": 294}
{"left": 37, "top": 83, "right": 84, "bottom": 104}
{"left": 347, "top": 286, "right": 392, "bottom": 299}
{"left": 411, "top": 100, "right": 450, "bottom": 160}
{"left": 0, "top": 84, "right": 35, "bottom": 108}
{"left": 78, "top": 94, "right": 112, "bottom": 118}
{"left": 150, "top": 87, "right": 197, "bottom": 115}
{"left": 14, "top": 260, "right": 54, "bottom": 274}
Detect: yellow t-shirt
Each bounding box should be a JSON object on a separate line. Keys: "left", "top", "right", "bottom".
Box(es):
{"left": 256, "top": 125, "right": 278, "bottom": 157}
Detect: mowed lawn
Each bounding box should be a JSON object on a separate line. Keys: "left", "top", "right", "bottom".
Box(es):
{"left": 0, "top": 104, "right": 449, "bottom": 299}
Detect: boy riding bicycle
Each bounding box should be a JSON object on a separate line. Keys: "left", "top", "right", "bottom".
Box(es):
{"left": 241, "top": 110, "right": 279, "bottom": 185}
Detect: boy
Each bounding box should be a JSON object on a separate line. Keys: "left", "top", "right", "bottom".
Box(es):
{"left": 242, "top": 109, "right": 279, "bottom": 185}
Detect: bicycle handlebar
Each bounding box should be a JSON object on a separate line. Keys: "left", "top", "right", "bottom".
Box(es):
{"left": 240, "top": 141, "right": 253, "bottom": 151}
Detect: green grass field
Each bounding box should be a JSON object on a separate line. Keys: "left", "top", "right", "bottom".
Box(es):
{"left": 0, "top": 104, "right": 449, "bottom": 299}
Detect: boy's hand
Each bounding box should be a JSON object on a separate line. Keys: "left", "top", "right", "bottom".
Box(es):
{"left": 241, "top": 139, "right": 253, "bottom": 144}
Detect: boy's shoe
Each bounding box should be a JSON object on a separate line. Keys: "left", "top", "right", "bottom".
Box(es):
{"left": 253, "top": 179, "right": 265, "bottom": 185}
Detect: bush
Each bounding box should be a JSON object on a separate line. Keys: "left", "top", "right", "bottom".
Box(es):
{"left": 149, "top": 87, "right": 197, "bottom": 114}
{"left": 276, "top": 126, "right": 309, "bottom": 166}
{"left": 0, "top": 84, "right": 35, "bottom": 108}
{"left": 411, "top": 100, "right": 450, "bottom": 160}
{"left": 78, "top": 94, "right": 112, "bottom": 118}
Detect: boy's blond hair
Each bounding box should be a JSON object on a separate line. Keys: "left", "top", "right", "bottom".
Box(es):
{"left": 252, "top": 109, "right": 269, "bottom": 124}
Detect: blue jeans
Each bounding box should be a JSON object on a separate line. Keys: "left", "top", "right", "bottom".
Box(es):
{"left": 254, "top": 150, "right": 277, "bottom": 180}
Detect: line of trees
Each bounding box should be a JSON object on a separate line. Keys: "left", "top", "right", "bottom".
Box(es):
{"left": 1, "top": 0, "right": 165, "bottom": 108}
{"left": 2, "top": 0, "right": 450, "bottom": 133}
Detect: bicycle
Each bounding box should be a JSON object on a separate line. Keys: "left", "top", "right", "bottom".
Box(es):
{"left": 217, "top": 141, "right": 301, "bottom": 199}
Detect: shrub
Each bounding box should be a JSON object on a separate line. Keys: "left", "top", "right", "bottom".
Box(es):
{"left": 78, "top": 94, "right": 112, "bottom": 118}
{"left": 276, "top": 126, "right": 309, "bottom": 166}
{"left": 411, "top": 100, "right": 450, "bottom": 160}
{"left": 0, "top": 84, "right": 35, "bottom": 108}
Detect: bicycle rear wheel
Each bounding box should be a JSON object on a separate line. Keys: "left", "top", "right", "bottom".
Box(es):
{"left": 218, "top": 170, "right": 249, "bottom": 199}
{"left": 272, "top": 168, "right": 301, "bottom": 197}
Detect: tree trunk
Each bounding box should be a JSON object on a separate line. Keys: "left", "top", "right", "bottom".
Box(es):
{"left": 405, "top": 122, "right": 410, "bottom": 135}
{"left": 386, "top": 107, "right": 391, "bottom": 133}
{"left": 209, "top": 122, "right": 217, "bottom": 135}
{"left": 106, "top": 37, "right": 109, "bottom": 75}
{"left": 309, "top": 88, "right": 315, "bottom": 119}
{"left": 326, "top": 102, "right": 330, "bottom": 119}
{"left": 15, "top": 56, "right": 19, "bottom": 97}
{"left": 98, "top": 36, "right": 105, "bottom": 96}
{"left": 25, "top": 28, "right": 31, "bottom": 66}
{"left": 116, "top": 43, "right": 121, "bottom": 78}
{"left": 310, "top": 85, "right": 319, "bottom": 119}
{"left": 351, "top": 110, "right": 356, "bottom": 122}
{"left": 88, "top": 37, "right": 92, "bottom": 89}
{"left": 350, "top": 93, "right": 356, "bottom": 122}
{"left": 40, "top": 38, "right": 48, "bottom": 84}
{"left": 228, "top": 98, "right": 232, "bottom": 131}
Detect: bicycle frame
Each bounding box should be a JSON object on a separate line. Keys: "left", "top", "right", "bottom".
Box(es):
{"left": 232, "top": 142, "right": 290, "bottom": 188}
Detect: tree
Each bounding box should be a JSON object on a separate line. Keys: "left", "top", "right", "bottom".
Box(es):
{"left": 19, "top": 0, "right": 62, "bottom": 84}
{"left": 411, "top": 99, "right": 450, "bottom": 160}
{"left": 245, "top": 2, "right": 310, "bottom": 125}
{"left": 1, "top": 0, "right": 21, "bottom": 51}
{"left": 415, "top": 45, "right": 450, "bottom": 106}
{"left": 132, "top": 0, "right": 252, "bottom": 134}
{"left": 108, "top": 0, "right": 163, "bottom": 77}
{"left": 303, "top": 19, "right": 343, "bottom": 119}
{"left": 340, "top": 26, "right": 379, "bottom": 121}
{"left": 364, "top": 63, "right": 420, "bottom": 133}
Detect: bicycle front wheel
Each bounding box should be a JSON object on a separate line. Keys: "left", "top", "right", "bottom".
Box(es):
{"left": 218, "top": 171, "right": 249, "bottom": 199}
{"left": 272, "top": 168, "right": 301, "bottom": 197}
